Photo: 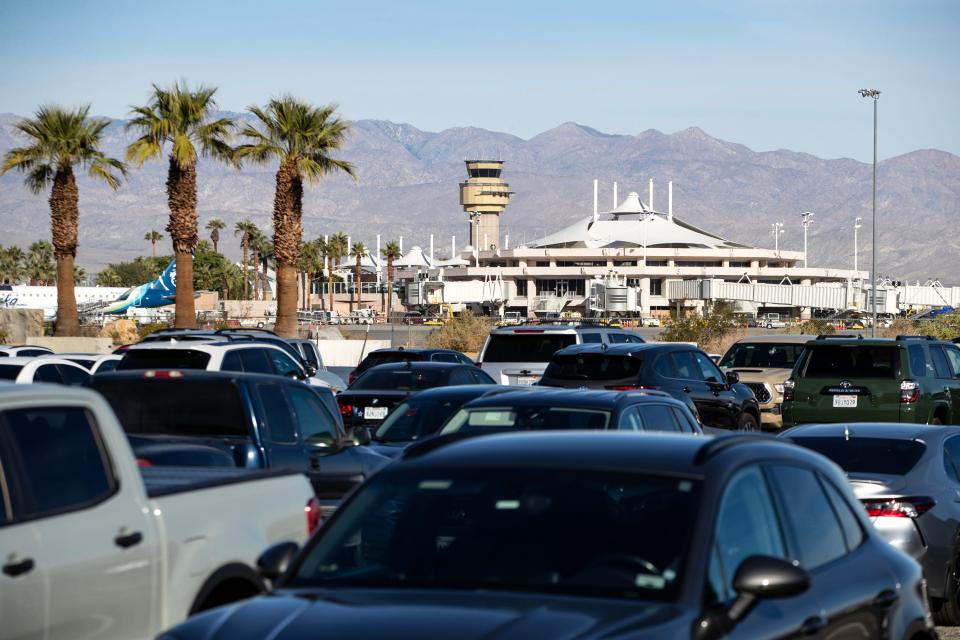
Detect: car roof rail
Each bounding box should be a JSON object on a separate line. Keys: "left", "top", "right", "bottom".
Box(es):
{"left": 894, "top": 335, "right": 936, "bottom": 341}
{"left": 815, "top": 334, "right": 863, "bottom": 340}
{"left": 401, "top": 432, "right": 483, "bottom": 460}
{"left": 693, "top": 433, "right": 776, "bottom": 464}
{"left": 215, "top": 328, "right": 277, "bottom": 336}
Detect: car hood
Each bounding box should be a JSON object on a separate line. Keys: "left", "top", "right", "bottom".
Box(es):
{"left": 725, "top": 367, "right": 792, "bottom": 383}
{"left": 366, "top": 442, "right": 407, "bottom": 458}
{"left": 165, "top": 589, "right": 690, "bottom": 640}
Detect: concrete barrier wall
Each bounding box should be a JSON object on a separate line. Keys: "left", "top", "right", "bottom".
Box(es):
{"left": 0, "top": 309, "right": 44, "bottom": 344}
{"left": 316, "top": 339, "right": 391, "bottom": 367}
{"left": 25, "top": 337, "right": 115, "bottom": 353}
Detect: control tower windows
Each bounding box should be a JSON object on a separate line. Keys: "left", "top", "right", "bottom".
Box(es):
{"left": 469, "top": 168, "right": 501, "bottom": 178}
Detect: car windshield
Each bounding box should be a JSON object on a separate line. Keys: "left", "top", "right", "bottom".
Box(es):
{"left": 441, "top": 406, "right": 611, "bottom": 434}
{"left": 352, "top": 367, "right": 446, "bottom": 391}
{"left": 92, "top": 379, "right": 250, "bottom": 438}
{"left": 374, "top": 394, "right": 480, "bottom": 443}
{"left": 801, "top": 346, "right": 900, "bottom": 379}
{"left": 543, "top": 355, "right": 641, "bottom": 381}
{"left": 0, "top": 364, "right": 23, "bottom": 380}
{"left": 291, "top": 468, "right": 700, "bottom": 601}
{"left": 719, "top": 343, "right": 805, "bottom": 369}
{"left": 117, "top": 349, "right": 212, "bottom": 371}
{"left": 790, "top": 437, "right": 926, "bottom": 475}
{"left": 482, "top": 334, "right": 576, "bottom": 363}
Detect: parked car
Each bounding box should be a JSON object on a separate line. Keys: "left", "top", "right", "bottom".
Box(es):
{"left": 89, "top": 370, "right": 389, "bottom": 507}
{"left": 781, "top": 422, "right": 960, "bottom": 624}
{"left": 0, "top": 356, "right": 90, "bottom": 385}
{"left": 759, "top": 313, "right": 787, "bottom": 329}
{"left": 717, "top": 335, "right": 815, "bottom": 429}
{"left": 160, "top": 431, "right": 934, "bottom": 640}
{"left": 89, "top": 353, "right": 123, "bottom": 374}
{"left": 478, "top": 322, "right": 645, "bottom": 385}
{"left": 402, "top": 311, "right": 424, "bottom": 325}
{"left": 0, "top": 345, "right": 53, "bottom": 358}
{"left": 439, "top": 388, "right": 704, "bottom": 436}
{"left": 782, "top": 335, "right": 960, "bottom": 427}
{"left": 538, "top": 343, "right": 759, "bottom": 430}
{"left": 338, "top": 362, "right": 496, "bottom": 431}
{"left": 368, "top": 385, "right": 524, "bottom": 458}
{"left": 641, "top": 316, "right": 662, "bottom": 327}
{"left": 347, "top": 347, "right": 474, "bottom": 385}
{"left": 0, "top": 384, "right": 315, "bottom": 640}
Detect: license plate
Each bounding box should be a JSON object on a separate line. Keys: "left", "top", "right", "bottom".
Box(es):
{"left": 517, "top": 376, "right": 539, "bottom": 386}
{"left": 832, "top": 395, "right": 858, "bottom": 408}
{"left": 364, "top": 406, "right": 389, "bottom": 420}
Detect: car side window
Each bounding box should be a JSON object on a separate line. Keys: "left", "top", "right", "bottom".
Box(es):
{"left": 768, "top": 465, "right": 847, "bottom": 569}
{"left": 638, "top": 404, "right": 681, "bottom": 432}
{"left": 669, "top": 351, "right": 699, "bottom": 380}
{"left": 708, "top": 466, "right": 787, "bottom": 604}
{"left": 820, "top": 476, "right": 865, "bottom": 551}
{"left": 0, "top": 407, "right": 114, "bottom": 519}
{"left": 581, "top": 333, "right": 602, "bottom": 344}
{"left": 300, "top": 344, "right": 320, "bottom": 369}
{"left": 944, "top": 437, "right": 960, "bottom": 483}
{"left": 267, "top": 350, "right": 302, "bottom": 378}
{"left": 692, "top": 352, "right": 723, "bottom": 384}
{"left": 448, "top": 368, "right": 474, "bottom": 385}
{"left": 936, "top": 346, "right": 960, "bottom": 379}
{"left": 287, "top": 386, "right": 338, "bottom": 446}
{"left": 624, "top": 333, "right": 644, "bottom": 344}
{"left": 617, "top": 406, "right": 643, "bottom": 431}
{"left": 907, "top": 345, "right": 930, "bottom": 377}
{"left": 57, "top": 364, "right": 89, "bottom": 386}
{"left": 930, "top": 347, "right": 953, "bottom": 379}
{"left": 457, "top": 354, "right": 473, "bottom": 365}
{"left": 257, "top": 384, "right": 296, "bottom": 444}
{"left": 221, "top": 350, "right": 243, "bottom": 372}
{"left": 606, "top": 333, "right": 627, "bottom": 344}
{"left": 472, "top": 368, "right": 496, "bottom": 384}
{"left": 431, "top": 353, "right": 459, "bottom": 363}
{"left": 670, "top": 407, "right": 698, "bottom": 433}
{"left": 653, "top": 355, "right": 675, "bottom": 378}
{"left": 240, "top": 348, "right": 273, "bottom": 374}
{"left": 34, "top": 364, "right": 63, "bottom": 384}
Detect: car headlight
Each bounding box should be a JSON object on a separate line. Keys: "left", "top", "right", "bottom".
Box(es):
{"left": 774, "top": 383, "right": 785, "bottom": 394}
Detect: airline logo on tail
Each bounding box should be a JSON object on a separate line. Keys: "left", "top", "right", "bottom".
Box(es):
{"left": 103, "top": 259, "right": 177, "bottom": 314}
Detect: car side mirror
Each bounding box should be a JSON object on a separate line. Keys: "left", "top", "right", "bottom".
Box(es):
{"left": 725, "top": 371, "right": 740, "bottom": 385}
{"left": 257, "top": 541, "right": 300, "bottom": 584}
{"left": 349, "top": 425, "right": 371, "bottom": 446}
{"left": 305, "top": 364, "right": 318, "bottom": 376}
{"left": 727, "top": 555, "right": 810, "bottom": 623}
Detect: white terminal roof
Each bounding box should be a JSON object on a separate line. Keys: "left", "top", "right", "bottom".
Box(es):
{"left": 531, "top": 191, "right": 752, "bottom": 250}
{"left": 394, "top": 246, "right": 433, "bottom": 268}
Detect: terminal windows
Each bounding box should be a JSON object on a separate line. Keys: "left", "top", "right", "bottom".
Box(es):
{"left": 650, "top": 279, "right": 664, "bottom": 296}
{"left": 729, "top": 261, "right": 751, "bottom": 268}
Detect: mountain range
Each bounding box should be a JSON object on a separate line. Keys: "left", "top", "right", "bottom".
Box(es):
{"left": 1, "top": 112, "right": 957, "bottom": 282}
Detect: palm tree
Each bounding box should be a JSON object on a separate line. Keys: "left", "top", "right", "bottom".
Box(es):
{"left": 350, "top": 242, "right": 368, "bottom": 311}
{"left": 1, "top": 105, "right": 126, "bottom": 335}
{"left": 381, "top": 240, "right": 402, "bottom": 322}
{"left": 299, "top": 239, "right": 322, "bottom": 310}
{"left": 235, "top": 97, "right": 354, "bottom": 337}
{"left": 206, "top": 218, "right": 226, "bottom": 253}
{"left": 234, "top": 219, "right": 257, "bottom": 300}
{"left": 126, "top": 82, "right": 235, "bottom": 328}
{"left": 247, "top": 227, "right": 263, "bottom": 300}
{"left": 255, "top": 235, "right": 274, "bottom": 302}
{"left": 26, "top": 240, "right": 55, "bottom": 285}
{"left": 327, "top": 232, "right": 348, "bottom": 314}
{"left": 96, "top": 266, "right": 122, "bottom": 287}
{"left": 73, "top": 265, "right": 86, "bottom": 285}
{"left": 0, "top": 245, "right": 25, "bottom": 284}
{"left": 144, "top": 229, "right": 163, "bottom": 257}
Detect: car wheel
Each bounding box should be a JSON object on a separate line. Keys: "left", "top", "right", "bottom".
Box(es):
{"left": 738, "top": 412, "right": 759, "bottom": 432}
{"left": 933, "top": 542, "right": 960, "bottom": 625}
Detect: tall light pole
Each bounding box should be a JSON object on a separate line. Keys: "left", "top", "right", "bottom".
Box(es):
{"left": 853, "top": 217, "right": 862, "bottom": 273}
{"left": 800, "top": 212, "right": 814, "bottom": 267}
{"left": 771, "top": 222, "right": 784, "bottom": 257}
{"left": 859, "top": 88, "right": 881, "bottom": 336}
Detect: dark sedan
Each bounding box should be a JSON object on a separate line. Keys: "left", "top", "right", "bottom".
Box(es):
{"left": 338, "top": 361, "right": 496, "bottom": 431}
{"left": 160, "top": 432, "right": 933, "bottom": 640}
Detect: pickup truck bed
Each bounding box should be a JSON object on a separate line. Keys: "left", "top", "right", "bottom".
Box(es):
{"left": 141, "top": 465, "right": 304, "bottom": 497}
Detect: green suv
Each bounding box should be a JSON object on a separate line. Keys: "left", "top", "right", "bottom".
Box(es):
{"left": 782, "top": 335, "right": 960, "bottom": 426}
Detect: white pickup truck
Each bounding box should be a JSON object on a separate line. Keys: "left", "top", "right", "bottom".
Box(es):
{"left": 0, "top": 384, "right": 316, "bottom": 640}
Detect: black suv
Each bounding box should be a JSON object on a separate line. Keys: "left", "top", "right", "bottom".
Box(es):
{"left": 348, "top": 347, "right": 474, "bottom": 384}
{"left": 539, "top": 343, "right": 760, "bottom": 430}
{"left": 161, "top": 432, "right": 933, "bottom": 640}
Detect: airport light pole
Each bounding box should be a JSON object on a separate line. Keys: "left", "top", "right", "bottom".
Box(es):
{"left": 859, "top": 88, "right": 881, "bottom": 336}
{"left": 800, "top": 212, "right": 814, "bottom": 267}
{"left": 771, "top": 222, "right": 784, "bottom": 257}
{"left": 853, "top": 217, "right": 862, "bottom": 273}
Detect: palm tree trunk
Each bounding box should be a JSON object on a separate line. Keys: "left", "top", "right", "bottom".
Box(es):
{"left": 272, "top": 157, "right": 302, "bottom": 337}
{"left": 212, "top": 229, "right": 220, "bottom": 254}
{"left": 387, "top": 260, "right": 394, "bottom": 322}
{"left": 252, "top": 248, "right": 260, "bottom": 301}
{"left": 50, "top": 166, "right": 79, "bottom": 336}
{"left": 151, "top": 240, "right": 156, "bottom": 257}
{"left": 242, "top": 235, "right": 249, "bottom": 300}
{"left": 328, "top": 258, "right": 335, "bottom": 317}
{"left": 262, "top": 255, "right": 269, "bottom": 302}
{"left": 165, "top": 156, "right": 198, "bottom": 329}
{"left": 355, "top": 258, "right": 362, "bottom": 309}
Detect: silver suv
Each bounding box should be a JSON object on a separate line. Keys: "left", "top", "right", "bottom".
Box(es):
{"left": 477, "top": 322, "right": 644, "bottom": 385}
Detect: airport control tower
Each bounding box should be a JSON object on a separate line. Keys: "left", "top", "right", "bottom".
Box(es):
{"left": 460, "top": 160, "right": 512, "bottom": 250}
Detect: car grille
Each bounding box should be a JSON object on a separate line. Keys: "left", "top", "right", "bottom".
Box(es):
{"left": 744, "top": 382, "right": 772, "bottom": 403}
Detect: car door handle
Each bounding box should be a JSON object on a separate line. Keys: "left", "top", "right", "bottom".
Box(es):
{"left": 800, "top": 614, "right": 827, "bottom": 636}
{"left": 682, "top": 386, "right": 691, "bottom": 393}
{"left": 873, "top": 589, "right": 899, "bottom": 608}
{"left": 2, "top": 556, "right": 34, "bottom": 577}
{"left": 114, "top": 530, "right": 143, "bottom": 549}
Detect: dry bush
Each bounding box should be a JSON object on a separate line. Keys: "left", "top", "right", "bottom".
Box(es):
{"left": 659, "top": 303, "right": 738, "bottom": 353}
{"left": 876, "top": 313, "right": 960, "bottom": 340}
{"left": 787, "top": 319, "right": 836, "bottom": 336}
{"left": 425, "top": 311, "right": 494, "bottom": 354}
{"left": 0, "top": 329, "right": 8, "bottom": 345}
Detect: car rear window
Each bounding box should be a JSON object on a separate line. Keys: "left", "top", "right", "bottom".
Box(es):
{"left": 0, "top": 364, "right": 22, "bottom": 380}
{"left": 442, "top": 406, "right": 611, "bottom": 433}
{"left": 91, "top": 379, "right": 249, "bottom": 438}
{"left": 790, "top": 437, "right": 926, "bottom": 475}
{"left": 351, "top": 368, "right": 446, "bottom": 391}
{"left": 719, "top": 343, "right": 805, "bottom": 368}
{"left": 117, "top": 349, "right": 212, "bottom": 371}
{"left": 800, "top": 346, "right": 900, "bottom": 379}
{"left": 543, "top": 355, "right": 642, "bottom": 381}
{"left": 359, "top": 352, "right": 423, "bottom": 372}
{"left": 482, "top": 334, "right": 576, "bottom": 363}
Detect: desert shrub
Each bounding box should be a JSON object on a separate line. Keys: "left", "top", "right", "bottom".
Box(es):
{"left": 425, "top": 311, "right": 494, "bottom": 354}
{"left": 659, "top": 304, "right": 737, "bottom": 353}
{"left": 137, "top": 322, "right": 171, "bottom": 340}
{"left": 0, "top": 329, "right": 8, "bottom": 345}
{"left": 789, "top": 319, "right": 836, "bottom": 336}
{"left": 877, "top": 312, "right": 960, "bottom": 340}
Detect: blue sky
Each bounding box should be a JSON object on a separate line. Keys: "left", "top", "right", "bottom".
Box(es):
{"left": 1, "top": 0, "right": 957, "bottom": 161}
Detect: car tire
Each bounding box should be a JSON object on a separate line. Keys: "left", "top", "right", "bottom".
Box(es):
{"left": 738, "top": 412, "right": 759, "bottom": 432}
{"left": 933, "top": 542, "right": 960, "bottom": 625}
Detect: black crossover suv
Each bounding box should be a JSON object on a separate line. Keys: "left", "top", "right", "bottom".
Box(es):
{"left": 160, "top": 432, "right": 933, "bottom": 640}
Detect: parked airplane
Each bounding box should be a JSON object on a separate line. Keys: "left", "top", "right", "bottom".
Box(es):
{"left": 0, "top": 259, "right": 177, "bottom": 320}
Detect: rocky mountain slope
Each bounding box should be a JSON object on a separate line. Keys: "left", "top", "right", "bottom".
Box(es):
{"left": 1, "top": 113, "right": 956, "bottom": 282}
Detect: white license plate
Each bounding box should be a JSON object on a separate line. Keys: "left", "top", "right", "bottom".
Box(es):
{"left": 364, "top": 406, "right": 389, "bottom": 420}
{"left": 832, "top": 395, "right": 858, "bottom": 408}
{"left": 516, "top": 376, "right": 540, "bottom": 386}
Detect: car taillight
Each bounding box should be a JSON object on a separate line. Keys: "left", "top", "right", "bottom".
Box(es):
{"left": 338, "top": 403, "right": 353, "bottom": 416}
{"left": 474, "top": 362, "right": 482, "bottom": 368}
{"left": 144, "top": 370, "right": 184, "bottom": 379}
{"left": 305, "top": 497, "right": 322, "bottom": 535}
{"left": 136, "top": 458, "right": 152, "bottom": 468}
{"left": 782, "top": 379, "right": 795, "bottom": 401}
{"left": 861, "top": 496, "right": 934, "bottom": 518}
{"left": 604, "top": 385, "right": 659, "bottom": 391}
{"left": 900, "top": 380, "right": 920, "bottom": 403}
